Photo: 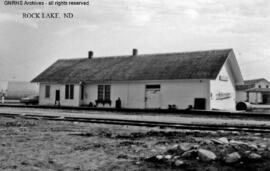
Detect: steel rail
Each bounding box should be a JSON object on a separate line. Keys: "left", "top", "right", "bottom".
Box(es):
{"left": 1, "top": 112, "right": 270, "bottom": 133}
{"left": 1, "top": 104, "right": 270, "bottom": 118}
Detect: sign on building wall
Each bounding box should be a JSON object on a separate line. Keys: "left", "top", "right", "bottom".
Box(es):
{"left": 216, "top": 92, "right": 231, "bottom": 100}
{"left": 219, "top": 75, "right": 228, "bottom": 81}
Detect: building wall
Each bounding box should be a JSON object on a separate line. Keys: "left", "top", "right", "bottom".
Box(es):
{"left": 39, "top": 75, "right": 240, "bottom": 110}
{"left": 82, "top": 80, "right": 210, "bottom": 110}
{"left": 236, "top": 80, "right": 270, "bottom": 104}
{"left": 236, "top": 91, "right": 247, "bottom": 102}
{"left": 254, "top": 80, "right": 270, "bottom": 88}
{"left": 248, "top": 92, "right": 262, "bottom": 104}
{"left": 210, "top": 61, "right": 236, "bottom": 110}
{"left": 39, "top": 83, "right": 80, "bottom": 106}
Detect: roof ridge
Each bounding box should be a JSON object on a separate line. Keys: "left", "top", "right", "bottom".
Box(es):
{"left": 56, "top": 48, "right": 233, "bottom": 61}
{"left": 244, "top": 78, "right": 266, "bottom": 81}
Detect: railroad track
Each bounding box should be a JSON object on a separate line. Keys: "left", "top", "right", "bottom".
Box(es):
{"left": 1, "top": 112, "right": 270, "bottom": 133}
{"left": 1, "top": 104, "right": 270, "bottom": 119}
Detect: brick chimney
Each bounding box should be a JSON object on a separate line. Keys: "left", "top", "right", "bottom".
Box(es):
{"left": 88, "top": 51, "right": 93, "bottom": 59}
{"left": 132, "top": 49, "right": 138, "bottom": 56}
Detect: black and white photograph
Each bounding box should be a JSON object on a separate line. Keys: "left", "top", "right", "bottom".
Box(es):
{"left": 1, "top": 0, "right": 270, "bottom": 170}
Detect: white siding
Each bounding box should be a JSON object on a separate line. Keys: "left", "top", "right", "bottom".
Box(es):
{"left": 249, "top": 92, "right": 262, "bottom": 104}
{"left": 39, "top": 83, "right": 80, "bottom": 106}
{"left": 236, "top": 91, "right": 247, "bottom": 102}
{"left": 210, "top": 61, "right": 236, "bottom": 110}
{"left": 82, "top": 80, "right": 210, "bottom": 110}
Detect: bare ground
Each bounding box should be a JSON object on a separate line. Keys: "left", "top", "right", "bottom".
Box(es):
{"left": 1, "top": 116, "right": 270, "bottom": 171}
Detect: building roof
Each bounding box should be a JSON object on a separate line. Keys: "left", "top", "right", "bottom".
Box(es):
{"left": 32, "top": 49, "right": 237, "bottom": 84}
{"left": 246, "top": 88, "right": 270, "bottom": 93}
{"left": 244, "top": 78, "right": 270, "bottom": 85}
{"left": 236, "top": 84, "right": 254, "bottom": 91}
{"left": 236, "top": 78, "right": 270, "bottom": 91}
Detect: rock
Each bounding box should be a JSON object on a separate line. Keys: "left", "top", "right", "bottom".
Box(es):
{"left": 156, "top": 155, "right": 163, "bottom": 160}
{"left": 181, "top": 150, "right": 198, "bottom": 158}
{"left": 174, "top": 159, "right": 185, "bottom": 166}
{"left": 254, "top": 133, "right": 261, "bottom": 136}
{"left": 211, "top": 137, "right": 229, "bottom": 145}
{"left": 217, "top": 130, "right": 225, "bottom": 134}
{"left": 200, "top": 139, "right": 213, "bottom": 145}
{"left": 165, "top": 155, "right": 172, "bottom": 160}
{"left": 172, "top": 156, "right": 180, "bottom": 160}
{"left": 244, "top": 151, "right": 251, "bottom": 156}
{"left": 179, "top": 143, "right": 193, "bottom": 152}
{"left": 258, "top": 143, "right": 267, "bottom": 149}
{"left": 198, "top": 149, "right": 217, "bottom": 162}
{"left": 224, "top": 152, "right": 241, "bottom": 164}
{"left": 167, "top": 143, "right": 196, "bottom": 155}
{"left": 211, "top": 139, "right": 223, "bottom": 144}
{"left": 135, "top": 161, "right": 141, "bottom": 165}
{"left": 150, "top": 149, "right": 157, "bottom": 152}
{"left": 248, "top": 144, "right": 258, "bottom": 150}
{"left": 248, "top": 153, "right": 261, "bottom": 160}
{"left": 218, "top": 137, "right": 229, "bottom": 144}
{"left": 171, "top": 144, "right": 179, "bottom": 149}
{"left": 229, "top": 140, "right": 247, "bottom": 145}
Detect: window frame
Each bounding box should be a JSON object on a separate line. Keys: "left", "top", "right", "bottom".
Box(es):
{"left": 65, "top": 84, "right": 74, "bottom": 100}
{"left": 97, "top": 84, "right": 111, "bottom": 101}
{"left": 45, "top": 85, "right": 50, "bottom": 98}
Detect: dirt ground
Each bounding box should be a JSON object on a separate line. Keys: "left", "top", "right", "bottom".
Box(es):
{"left": 1, "top": 116, "right": 270, "bottom": 171}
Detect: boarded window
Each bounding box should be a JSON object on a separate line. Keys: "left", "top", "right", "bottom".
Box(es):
{"left": 45, "top": 85, "right": 50, "bottom": 98}
{"left": 65, "top": 84, "right": 74, "bottom": 99}
{"left": 97, "top": 85, "right": 111, "bottom": 101}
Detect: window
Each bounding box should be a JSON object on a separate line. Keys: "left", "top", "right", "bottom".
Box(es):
{"left": 258, "top": 85, "right": 261, "bottom": 88}
{"left": 98, "top": 85, "right": 104, "bottom": 100}
{"left": 146, "top": 85, "right": 161, "bottom": 89}
{"left": 97, "top": 85, "right": 111, "bottom": 101}
{"left": 267, "top": 85, "right": 269, "bottom": 88}
{"left": 105, "top": 85, "right": 111, "bottom": 100}
{"left": 45, "top": 85, "right": 50, "bottom": 98}
{"left": 65, "top": 84, "right": 74, "bottom": 99}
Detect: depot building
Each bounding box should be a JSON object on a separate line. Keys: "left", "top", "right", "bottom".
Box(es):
{"left": 31, "top": 48, "right": 244, "bottom": 110}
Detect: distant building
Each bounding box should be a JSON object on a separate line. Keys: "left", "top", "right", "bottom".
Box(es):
{"left": 32, "top": 49, "right": 243, "bottom": 110}
{"left": 0, "top": 81, "right": 8, "bottom": 96}
{"left": 6, "top": 81, "right": 38, "bottom": 100}
{"left": 236, "top": 78, "right": 270, "bottom": 104}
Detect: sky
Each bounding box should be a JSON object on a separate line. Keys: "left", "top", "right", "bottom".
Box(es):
{"left": 0, "top": 0, "right": 270, "bottom": 82}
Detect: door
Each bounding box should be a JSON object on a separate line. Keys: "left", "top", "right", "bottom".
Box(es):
{"left": 145, "top": 85, "right": 161, "bottom": 109}
{"left": 55, "top": 90, "right": 60, "bottom": 101}
{"left": 263, "top": 94, "right": 270, "bottom": 104}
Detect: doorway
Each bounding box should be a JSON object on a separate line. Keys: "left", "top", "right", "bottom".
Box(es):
{"left": 145, "top": 85, "right": 161, "bottom": 109}
{"left": 55, "top": 90, "right": 60, "bottom": 105}
{"left": 262, "top": 93, "right": 270, "bottom": 104}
